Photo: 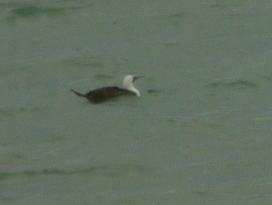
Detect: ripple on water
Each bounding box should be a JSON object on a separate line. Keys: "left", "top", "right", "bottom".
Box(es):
{"left": 12, "top": 6, "right": 65, "bottom": 18}
{"left": 0, "top": 164, "right": 152, "bottom": 181}
{"left": 206, "top": 79, "right": 257, "bottom": 89}
{"left": 0, "top": 104, "right": 55, "bottom": 118}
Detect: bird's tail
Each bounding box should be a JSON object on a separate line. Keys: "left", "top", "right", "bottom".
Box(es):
{"left": 70, "top": 89, "right": 85, "bottom": 97}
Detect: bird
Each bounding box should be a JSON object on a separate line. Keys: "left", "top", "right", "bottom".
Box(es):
{"left": 70, "top": 75, "right": 140, "bottom": 103}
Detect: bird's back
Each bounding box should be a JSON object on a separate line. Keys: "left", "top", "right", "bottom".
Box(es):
{"left": 84, "top": 86, "right": 136, "bottom": 103}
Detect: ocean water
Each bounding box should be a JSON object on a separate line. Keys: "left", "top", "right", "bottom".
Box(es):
{"left": 1, "top": 0, "right": 272, "bottom": 204}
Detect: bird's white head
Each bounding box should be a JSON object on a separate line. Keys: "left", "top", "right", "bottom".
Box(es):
{"left": 123, "top": 75, "right": 140, "bottom": 96}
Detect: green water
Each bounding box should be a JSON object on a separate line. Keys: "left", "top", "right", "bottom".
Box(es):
{"left": 1, "top": 0, "right": 272, "bottom": 204}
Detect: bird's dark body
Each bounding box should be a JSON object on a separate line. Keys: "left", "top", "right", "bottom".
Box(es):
{"left": 70, "top": 86, "right": 136, "bottom": 103}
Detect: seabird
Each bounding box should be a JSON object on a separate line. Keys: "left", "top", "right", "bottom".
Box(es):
{"left": 70, "top": 75, "right": 140, "bottom": 103}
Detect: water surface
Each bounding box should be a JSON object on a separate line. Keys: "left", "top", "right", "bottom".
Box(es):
{"left": 1, "top": 0, "right": 272, "bottom": 204}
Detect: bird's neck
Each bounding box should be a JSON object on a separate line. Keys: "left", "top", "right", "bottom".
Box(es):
{"left": 125, "top": 84, "right": 140, "bottom": 96}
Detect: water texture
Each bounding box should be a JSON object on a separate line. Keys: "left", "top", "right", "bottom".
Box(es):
{"left": 1, "top": 0, "right": 272, "bottom": 204}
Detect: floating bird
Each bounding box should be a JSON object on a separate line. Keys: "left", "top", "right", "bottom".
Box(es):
{"left": 70, "top": 75, "right": 140, "bottom": 103}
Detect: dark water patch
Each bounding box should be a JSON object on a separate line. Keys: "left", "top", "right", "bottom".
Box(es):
{"left": 41, "top": 168, "right": 97, "bottom": 175}
{"left": 12, "top": 6, "right": 65, "bottom": 18}
{"left": 10, "top": 153, "right": 23, "bottom": 159}
{"left": 0, "top": 3, "right": 10, "bottom": 8}
{"left": 23, "top": 169, "right": 78, "bottom": 176}
{"left": 0, "top": 109, "right": 13, "bottom": 117}
{"left": 208, "top": 82, "right": 223, "bottom": 87}
{"left": 206, "top": 80, "right": 257, "bottom": 89}
{"left": 147, "top": 89, "right": 162, "bottom": 94}
{"left": 22, "top": 170, "right": 37, "bottom": 176}
{"left": 0, "top": 164, "right": 150, "bottom": 181}
{"left": 168, "top": 12, "right": 187, "bottom": 20}
{"left": 151, "top": 11, "right": 187, "bottom": 28}
{"left": 17, "top": 106, "right": 44, "bottom": 112}
{"left": 0, "top": 172, "right": 16, "bottom": 180}
{"left": 194, "top": 190, "right": 206, "bottom": 196}
{"left": 0, "top": 167, "right": 97, "bottom": 180}
{"left": 227, "top": 80, "right": 257, "bottom": 88}
{"left": 7, "top": 3, "right": 93, "bottom": 22}
{"left": 0, "top": 105, "right": 52, "bottom": 117}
